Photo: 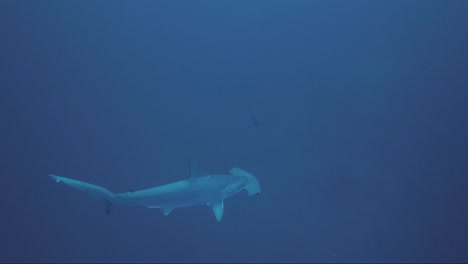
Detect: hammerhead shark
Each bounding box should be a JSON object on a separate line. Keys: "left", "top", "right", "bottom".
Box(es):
{"left": 49, "top": 160, "right": 261, "bottom": 222}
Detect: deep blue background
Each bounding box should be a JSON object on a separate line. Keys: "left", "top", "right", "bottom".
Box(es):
{"left": 1, "top": 0, "right": 468, "bottom": 262}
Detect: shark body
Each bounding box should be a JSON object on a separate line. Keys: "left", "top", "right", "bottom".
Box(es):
{"left": 49, "top": 160, "right": 261, "bottom": 221}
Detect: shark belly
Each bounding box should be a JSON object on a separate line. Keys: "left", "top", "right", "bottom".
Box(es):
{"left": 115, "top": 180, "right": 222, "bottom": 209}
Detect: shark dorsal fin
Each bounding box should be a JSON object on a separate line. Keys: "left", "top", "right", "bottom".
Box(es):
{"left": 189, "top": 159, "right": 208, "bottom": 179}
{"left": 210, "top": 200, "right": 224, "bottom": 222}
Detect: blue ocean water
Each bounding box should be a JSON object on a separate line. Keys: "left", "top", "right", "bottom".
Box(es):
{"left": 1, "top": 0, "right": 467, "bottom": 262}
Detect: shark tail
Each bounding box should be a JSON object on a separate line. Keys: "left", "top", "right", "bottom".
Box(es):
{"left": 49, "top": 174, "right": 117, "bottom": 214}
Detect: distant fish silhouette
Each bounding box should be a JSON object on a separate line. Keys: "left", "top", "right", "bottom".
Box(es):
{"left": 252, "top": 115, "right": 259, "bottom": 128}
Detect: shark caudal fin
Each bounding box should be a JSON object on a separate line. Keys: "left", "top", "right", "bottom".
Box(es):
{"left": 49, "top": 174, "right": 117, "bottom": 214}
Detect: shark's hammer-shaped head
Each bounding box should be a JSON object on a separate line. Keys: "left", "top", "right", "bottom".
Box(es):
{"left": 229, "top": 167, "right": 261, "bottom": 196}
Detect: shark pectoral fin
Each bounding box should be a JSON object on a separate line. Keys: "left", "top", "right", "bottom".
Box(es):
{"left": 161, "top": 208, "right": 173, "bottom": 216}
{"left": 210, "top": 200, "right": 224, "bottom": 222}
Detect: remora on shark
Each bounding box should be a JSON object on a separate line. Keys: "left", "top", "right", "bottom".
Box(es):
{"left": 49, "top": 160, "right": 261, "bottom": 222}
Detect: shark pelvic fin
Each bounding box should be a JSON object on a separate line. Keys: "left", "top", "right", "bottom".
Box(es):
{"left": 210, "top": 200, "right": 224, "bottom": 222}
{"left": 161, "top": 208, "right": 173, "bottom": 216}
{"left": 189, "top": 159, "right": 208, "bottom": 179}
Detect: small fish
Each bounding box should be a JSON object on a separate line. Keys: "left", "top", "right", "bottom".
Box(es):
{"left": 252, "top": 115, "right": 260, "bottom": 127}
